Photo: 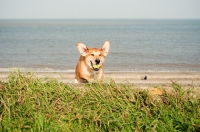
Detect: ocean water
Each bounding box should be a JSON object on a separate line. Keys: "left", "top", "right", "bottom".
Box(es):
{"left": 0, "top": 19, "right": 200, "bottom": 72}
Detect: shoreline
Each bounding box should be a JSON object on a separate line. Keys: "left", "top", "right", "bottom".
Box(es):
{"left": 0, "top": 71, "right": 200, "bottom": 87}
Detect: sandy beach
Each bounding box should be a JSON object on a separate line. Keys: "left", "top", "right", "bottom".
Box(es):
{"left": 1, "top": 71, "right": 200, "bottom": 87}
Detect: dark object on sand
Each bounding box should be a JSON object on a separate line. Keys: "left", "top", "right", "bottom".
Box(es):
{"left": 140, "top": 75, "right": 147, "bottom": 80}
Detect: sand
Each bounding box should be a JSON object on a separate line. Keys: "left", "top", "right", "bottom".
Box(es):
{"left": 0, "top": 71, "right": 200, "bottom": 88}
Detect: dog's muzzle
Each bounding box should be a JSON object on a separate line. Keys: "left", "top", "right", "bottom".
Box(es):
{"left": 90, "top": 61, "right": 101, "bottom": 71}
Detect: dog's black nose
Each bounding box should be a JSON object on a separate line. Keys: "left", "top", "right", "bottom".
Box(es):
{"left": 95, "top": 59, "right": 100, "bottom": 64}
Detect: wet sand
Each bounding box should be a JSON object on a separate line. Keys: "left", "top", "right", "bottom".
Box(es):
{"left": 0, "top": 71, "right": 200, "bottom": 87}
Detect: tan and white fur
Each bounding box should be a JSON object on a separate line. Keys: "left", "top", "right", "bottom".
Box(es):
{"left": 75, "top": 41, "right": 110, "bottom": 83}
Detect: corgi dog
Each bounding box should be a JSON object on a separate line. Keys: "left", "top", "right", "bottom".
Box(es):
{"left": 75, "top": 41, "right": 110, "bottom": 83}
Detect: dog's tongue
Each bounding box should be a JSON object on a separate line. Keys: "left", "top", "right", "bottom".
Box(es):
{"left": 93, "top": 64, "right": 101, "bottom": 69}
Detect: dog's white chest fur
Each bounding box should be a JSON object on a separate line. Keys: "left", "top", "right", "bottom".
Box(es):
{"left": 83, "top": 65, "right": 100, "bottom": 78}
{"left": 90, "top": 70, "right": 99, "bottom": 78}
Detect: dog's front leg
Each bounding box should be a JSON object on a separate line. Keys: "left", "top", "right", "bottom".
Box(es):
{"left": 95, "top": 70, "right": 103, "bottom": 82}
{"left": 80, "top": 74, "right": 95, "bottom": 83}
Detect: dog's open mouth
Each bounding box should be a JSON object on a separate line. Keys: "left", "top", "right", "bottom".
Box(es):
{"left": 90, "top": 61, "right": 101, "bottom": 71}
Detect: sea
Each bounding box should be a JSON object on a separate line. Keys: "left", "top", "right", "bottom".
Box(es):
{"left": 0, "top": 19, "right": 200, "bottom": 72}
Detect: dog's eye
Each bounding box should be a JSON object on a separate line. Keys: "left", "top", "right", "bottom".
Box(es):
{"left": 91, "top": 54, "right": 94, "bottom": 56}
{"left": 99, "top": 54, "right": 101, "bottom": 56}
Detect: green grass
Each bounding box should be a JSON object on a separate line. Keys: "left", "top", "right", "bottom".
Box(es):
{"left": 0, "top": 70, "right": 200, "bottom": 131}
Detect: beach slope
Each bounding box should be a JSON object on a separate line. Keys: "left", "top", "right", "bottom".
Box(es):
{"left": 0, "top": 71, "right": 200, "bottom": 87}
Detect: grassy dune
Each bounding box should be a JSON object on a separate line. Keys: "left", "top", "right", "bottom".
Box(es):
{"left": 0, "top": 71, "right": 200, "bottom": 131}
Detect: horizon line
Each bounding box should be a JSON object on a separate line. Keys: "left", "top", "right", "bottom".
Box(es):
{"left": 0, "top": 18, "right": 200, "bottom": 20}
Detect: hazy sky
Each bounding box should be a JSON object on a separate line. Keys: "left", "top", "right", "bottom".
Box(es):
{"left": 0, "top": 0, "right": 200, "bottom": 19}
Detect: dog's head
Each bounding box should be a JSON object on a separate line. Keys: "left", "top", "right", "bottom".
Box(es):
{"left": 76, "top": 41, "right": 110, "bottom": 71}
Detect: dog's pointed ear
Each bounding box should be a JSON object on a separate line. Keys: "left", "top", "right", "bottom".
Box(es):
{"left": 101, "top": 41, "right": 110, "bottom": 56}
{"left": 76, "top": 42, "right": 88, "bottom": 57}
